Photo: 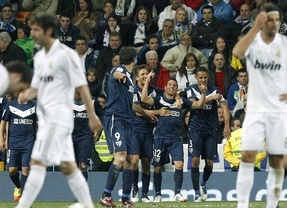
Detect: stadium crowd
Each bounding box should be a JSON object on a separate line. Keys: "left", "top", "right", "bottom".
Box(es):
{"left": 0, "top": 0, "right": 285, "bottom": 206}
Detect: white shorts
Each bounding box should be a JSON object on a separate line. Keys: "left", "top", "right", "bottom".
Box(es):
{"left": 31, "top": 122, "right": 75, "bottom": 166}
{"left": 242, "top": 112, "right": 287, "bottom": 155}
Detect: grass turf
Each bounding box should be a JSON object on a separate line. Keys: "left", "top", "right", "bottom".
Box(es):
{"left": 1, "top": 201, "right": 286, "bottom": 208}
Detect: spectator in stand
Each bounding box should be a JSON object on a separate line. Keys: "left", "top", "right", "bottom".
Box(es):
{"left": 22, "top": 0, "right": 58, "bottom": 16}
{"left": 208, "top": 52, "right": 237, "bottom": 98}
{"left": 0, "top": 31, "right": 26, "bottom": 64}
{"left": 227, "top": 69, "right": 248, "bottom": 111}
{"left": 146, "top": 50, "right": 170, "bottom": 89}
{"left": 72, "top": 0, "right": 99, "bottom": 42}
{"left": 126, "top": 6, "right": 158, "bottom": 52}
{"left": 192, "top": 5, "right": 225, "bottom": 58}
{"left": 173, "top": 7, "right": 193, "bottom": 38}
{"left": 14, "top": 24, "right": 34, "bottom": 66}
{"left": 158, "top": 0, "right": 197, "bottom": 30}
{"left": 224, "top": 113, "right": 267, "bottom": 172}
{"left": 161, "top": 34, "right": 208, "bottom": 78}
{"left": 234, "top": 92, "right": 247, "bottom": 119}
{"left": 0, "top": 4, "right": 23, "bottom": 41}
{"left": 230, "top": 0, "right": 246, "bottom": 14}
{"left": 209, "top": 36, "right": 232, "bottom": 70}
{"left": 137, "top": 35, "right": 159, "bottom": 65}
{"left": 176, "top": 53, "right": 199, "bottom": 92}
{"left": 114, "top": 0, "right": 136, "bottom": 24}
{"left": 58, "top": 11, "right": 81, "bottom": 49}
{"left": 251, "top": 0, "right": 267, "bottom": 18}
{"left": 91, "top": 0, "right": 109, "bottom": 14}
{"left": 101, "top": 54, "right": 120, "bottom": 96}
{"left": 75, "top": 36, "right": 99, "bottom": 72}
{"left": 86, "top": 68, "right": 101, "bottom": 98}
{"left": 95, "top": 31, "right": 122, "bottom": 81}
{"left": 197, "top": 0, "right": 233, "bottom": 28}
{"left": 278, "top": 0, "right": 287, "bottom": 23}
{"left": 55, "top": 0, "right": 79, "bottom": 20}
{"left": 136, "top": 0, "right": 170, "bottom": 16}
{"left": 97, "top": 93, "right": 106, "bottom": 109}
{"left": 224, "top": 4, "right": 254, "bottom": 46}
{"left": 182, "top": 0, "right": 203, "bottom": 11}
{"left": 96, "top": 1, "right": 114, "bottom": 38}
{"left": 95, "top": 13, "right": 123, "bottom": 50}
{"left": 216, "top": 106, "right": 225, "bottom": 144}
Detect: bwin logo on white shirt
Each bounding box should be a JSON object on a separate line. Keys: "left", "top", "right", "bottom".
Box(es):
{"left": 254, "top": 60, "right": 281, "bottom": 70}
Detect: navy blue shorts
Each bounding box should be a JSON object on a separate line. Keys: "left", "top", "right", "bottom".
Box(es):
{"left": 104, "top": 115, "right": 133, "bottom": 154}
{"left": 8, "top": 149, "right": 32, "bottom": 167}
{"left": 152, "top": 137, "right": 183, "bottom": 167}
{"left": 131, "top": 131, "right": 153, "bottom": 158}
{"left": 188, "top": 129, "right": 217, "bottom": 160}
{"left": 73, "top": 138, "right": 93, "bottom": 164}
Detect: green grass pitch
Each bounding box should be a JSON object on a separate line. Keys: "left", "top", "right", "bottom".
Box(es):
{"left": 1, "top": 201, "right": 286, "bottom": 208}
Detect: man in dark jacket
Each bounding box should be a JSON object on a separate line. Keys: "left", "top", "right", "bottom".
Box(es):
{"left": 0, "top": 31, "right": 27, "bottom": 64}
{"left": 95, "top": 31, "right": 122, "bottom": 81}
{"left": 192, "top": 5, "right": 225, "bottom": 57}
{"left": 58, "top": 11, "right": 81, "bottom": 49}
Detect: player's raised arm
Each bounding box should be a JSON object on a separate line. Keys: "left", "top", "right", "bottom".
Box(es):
{"left": 191, "top": 85, "right": 207, "bottom": 109}
{"left": 233, "top": 11, "right": 267, "bottom": 59}
{"left": 77, "top": 85, "right": 103, "bottom": 133}
{"left": 141, "top": 71, "right": 155, "bottom": 106}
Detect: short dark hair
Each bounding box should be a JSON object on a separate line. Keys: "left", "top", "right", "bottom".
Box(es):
{"left": 75, "top": 36, "right": 88, "bottom": 44}
{"left": 237, "top": 68, "right": 247, "bottom": 76}
{"left": 5, "top": 61, "right": 32, "bottom": 84}
{"left": 98, "top": 93, "right": 106, "bottom": 99}
{"left": 104, "top": 0, "right": 114, "bottom": 7}
{"left": 202, "top": 5, "right": 214, "bottom": 14}
{"left": 194, "top": 66, "right": 209, "bottom": 75}
{"left": 146, "top": 34, "right": 159, "bottom": 44}
{"left": 60, "top": 11, "right": 71, "bottom": 19}
{"left": 30, "top": 13, "right": 59, "bottom": 38}
{"left": 18, "top": 24, "right": 31, "bottom": 37}
{"left": 119, "top": 47, "right": 137, "bottom": 65}
{"left": 260, "top": 2, "right": 283, "bottom": 21}
{"left": 230, "top": 118, "right": 240, "bottom": 128}
{"left": 1, "top": 4, "right": 12, "bottom": 11}
{"left": 166, "top": 77, "right": 178, "bottom": 86}
{"left": 110, "top": 31, "right": 122, "bottom": 40}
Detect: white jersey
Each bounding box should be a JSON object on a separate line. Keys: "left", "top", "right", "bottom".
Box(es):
{"left": 244, "top": 31, "right": 287, "bottom": 113}
{"left": 0, "top": 64, "right": 9, "bottom": 96}
{"left": 31, "top": 39, "right": 87, "bottom": 128}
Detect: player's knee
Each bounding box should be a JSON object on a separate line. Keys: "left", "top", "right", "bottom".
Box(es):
{"left": 60, "top": 161, "right": 77, "bottom": 175}
{"left": 192, "top": 157, "right": 200, "bottom": 168}
{"left": 79, "top": 162, "right": 88, "bottom": 172}
{"left": 174, "top": 161, "right": 184, "bottom": 170}
{"left": 8, "top": 167, "right": 18, "bottom": 175}
{"left": 21, "top": 167, "right": 30, "bottom": 176}
{"left": 154, "top": 166, "right": 162, "bottom": 173}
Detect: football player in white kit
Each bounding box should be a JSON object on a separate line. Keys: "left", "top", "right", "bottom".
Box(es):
{"left": 233, "top": 3, "right": 287, "bottom": 208}
{"left": 15, "top": 14, "right": 103, "bottom": 208}
{"left": 0, "top": 61, "right": 31, "bottom": 97}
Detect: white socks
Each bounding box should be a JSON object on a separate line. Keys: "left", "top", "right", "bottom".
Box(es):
{"left": 266, "top": 167, "right": 284, "bottom": 208}
{"left": 67, "top": 170, "right": 94, "bottom": 208}
{"left": 236, "top": 162, "right": 254, "bottom": 208}
{"left": 16, "top": 165, "right": 46, "bottom": 208}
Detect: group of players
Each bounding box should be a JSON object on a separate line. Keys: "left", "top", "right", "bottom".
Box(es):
{"left": 0, "top": 2, "right": 287, "bottom": 208}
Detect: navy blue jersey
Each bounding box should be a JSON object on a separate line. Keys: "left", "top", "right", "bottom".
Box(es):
{"left": 186, "top": 84, "right": 221, "bottom": 130}
{"left": 105, "top": 65, "right": 134, "bottom": 121}
{"left": 153, "top": 96, "right": 193, "bottom": 138}
{"left": 1, "top": 99, "right": 37, "bottom": 149}
{"left": 132, "top": 85, "right": 164, "bottom": 133}
{"left": 72, "top": 99, "right": 103, "bottom": 141}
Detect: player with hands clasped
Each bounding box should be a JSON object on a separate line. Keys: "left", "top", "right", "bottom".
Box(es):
{"left": 141, "top": 71, "right": 207, "bottom": 203}
{"left": 186, "top": 66, "right": 230, "bottom": 202}
{"left": 233, "top": 3, "right": 287, "bottom": 208}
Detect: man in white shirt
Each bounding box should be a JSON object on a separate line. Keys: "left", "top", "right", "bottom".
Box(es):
{"left": 233, "top": 3, "right": 287, "bottom": 208}
{"left": 15, "top": 13, "right": 103, "bottom": 208}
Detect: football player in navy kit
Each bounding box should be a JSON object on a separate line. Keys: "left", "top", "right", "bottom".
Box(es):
{"left": 141, "top": 73, "right": 207, "bottom": 203}
{"left": 0, "top": 90, "right": 37, "bottom": 201}
{"left": 186, "top": 66, "right": 230, "bottom": 202}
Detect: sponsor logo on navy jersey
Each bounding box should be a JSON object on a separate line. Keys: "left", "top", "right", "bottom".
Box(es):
{"left": 74, "top": 112, "right": 89, "bottom": 118}
{"left": 13, "top": 118, "right": 33, "bottom": 125}
{"left": 254, "top": 60, "right": 281, "bottom": 70}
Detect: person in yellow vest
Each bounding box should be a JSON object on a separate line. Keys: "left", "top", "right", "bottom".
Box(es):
{"left": 93, "top": 130, "right": 113, "bottom": 171}
{"left": 224, "top": 113, "right": 267, "bottom": 172}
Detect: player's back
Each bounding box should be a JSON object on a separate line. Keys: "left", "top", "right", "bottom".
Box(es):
{"left": 32, "top": 40, "right": 87, "bottom": 127}
{"left": 245, "top": 32, "right": 287, "bottom": 113}
{"left": 105, "top": 65, "right": 134, "bottom": 120}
